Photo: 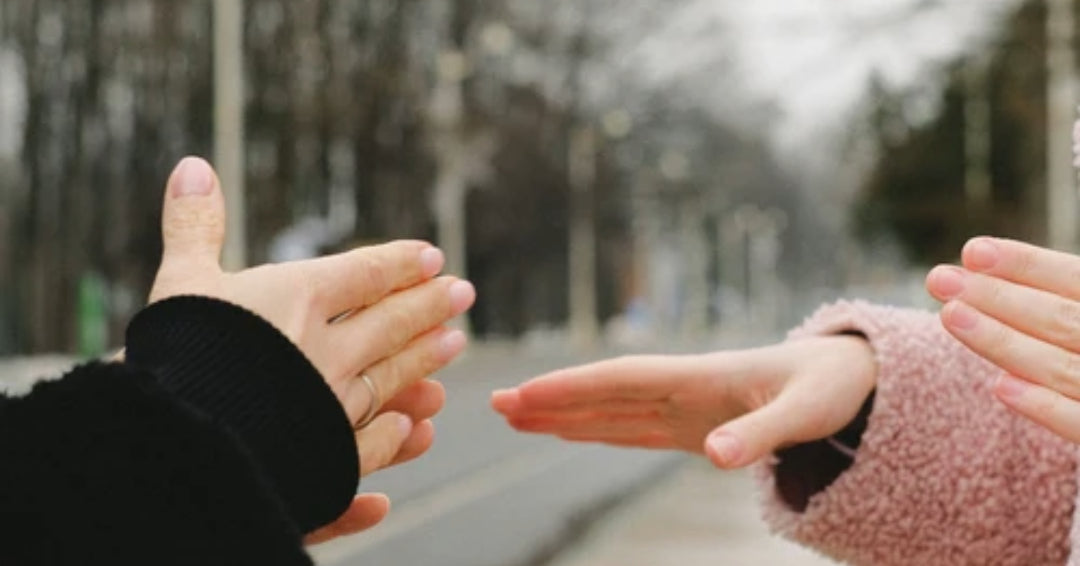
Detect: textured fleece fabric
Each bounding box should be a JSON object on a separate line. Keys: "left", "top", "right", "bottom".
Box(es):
{"left": 757, "top": 301, "right": 1078, "bottom": 566}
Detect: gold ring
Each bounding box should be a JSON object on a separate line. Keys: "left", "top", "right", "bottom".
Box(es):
{"left": 354, "top": 374, "right": 380, "bottom": 430}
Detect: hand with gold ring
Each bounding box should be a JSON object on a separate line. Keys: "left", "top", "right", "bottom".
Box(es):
{"left": 148, "top": 157, "right": 476, "bottom": 542}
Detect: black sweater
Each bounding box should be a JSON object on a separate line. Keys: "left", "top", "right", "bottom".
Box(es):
{"left": 0, "top": 296, "right": 359, "bottom": 565}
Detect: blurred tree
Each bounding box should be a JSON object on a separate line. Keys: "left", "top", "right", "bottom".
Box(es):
{"left": 853, "top": 0, "right": 1051, "bottom": 264}
{"left": 0, "top": 0, "right": 803, "bottom": 353}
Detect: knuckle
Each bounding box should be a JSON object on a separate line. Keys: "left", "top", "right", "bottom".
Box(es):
{"left": 1069, "top": 264, "right": 1080, "bottom": 289}
{"left": 981, "top": 277, "right": 1006, "bottom": 309}
{"left": 378, "top": 358, "right": 405, "bottom": 393}
{"left": 439, "top": 277, "right": 459, "bottom": 316}
{"left": 352, "top": 254, "right": 389, "bottom": 300}
{"left": 1051, "top": 301, "right": 1080, "bottom": 348}
{"left": 165, "top": 206, "right": 222, "bottom": 234}
{"left": 377, "top": 424, "right": 404, "bottom": 457}
{"left": 1028, "top": 391, "right": 1058, "bottom": 420}
{"left": 1013, "top": 247, "right": 1037, "bottom": 279}
{"left": 386, "top": 305, "right": 415, "bottom": 335}
{"left": 363, "top": 258, "right": 390, "bottom": 295}
{"left": 983, "top": 322, "right": 1012, "bottom": 355}
{"left": 300, "top": 269, "right": 329, "bottom": 309}
{"left": 414, "top": 336, "right": 445, "bottom": 375}
{"left": 361, "top": 426, "right": 398, "bottom": 472}
{"left": 1054, "top": 353, "right": 1080, "bottom": 396}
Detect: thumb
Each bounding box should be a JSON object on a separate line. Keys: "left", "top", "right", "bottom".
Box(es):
{"left": 160, "top": 156, "right": 227, "bottom": 272}
{"left": 704, "top": 395, "right": 810, "bottom": 470}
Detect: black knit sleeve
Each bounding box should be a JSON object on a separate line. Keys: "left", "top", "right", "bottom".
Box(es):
{"left": 0, "top": 296, "right": 360, "bottom": 565}
{"left": 125, "top": 296, "right": 359, "bottom": 532}
{"left": 0, "top": 362, "right": 314, "bottom": 565}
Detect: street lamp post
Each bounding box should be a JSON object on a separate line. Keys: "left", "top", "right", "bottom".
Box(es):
{"left": 568, "top": 125, "right": 600, "bottom": 349}
{"left": 214, "top": 0, "right": 247, "bottom": 269}
{"left": 1046, "top": 0, "right": 1078, "bottom": 251}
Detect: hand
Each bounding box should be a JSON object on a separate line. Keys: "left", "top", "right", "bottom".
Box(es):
{"left": 151, "top": 157, "right": 475, "bottom": 540}
{"left": 491, "top": 335, "right": 876, "bottom": 469}
{"left": 926, "top": 237, "right": 1080, "bottom": 443}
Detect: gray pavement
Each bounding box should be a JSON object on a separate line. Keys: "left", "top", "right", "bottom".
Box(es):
{"left": 310, "top": 344, "right": 684, "bottom": 566}
{"left": 543, "top": 460, "right": 839, "bottom": 566}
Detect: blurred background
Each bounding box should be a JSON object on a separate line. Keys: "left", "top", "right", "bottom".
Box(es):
{"left": 1, "top": 0, "right": 1078, "bottom": 564}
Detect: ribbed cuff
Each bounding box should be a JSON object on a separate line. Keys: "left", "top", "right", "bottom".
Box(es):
{"left": 125, "top": 296, "right": 358, "bottom": 533}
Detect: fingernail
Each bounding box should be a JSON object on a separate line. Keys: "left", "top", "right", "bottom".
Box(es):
{"left": 708, "top": 432, "right": 743, "bottom": 466}
{"left": 397, "top": 414, "right": 413, "bottom": 437}
{"left": 491, "top": 389, "right": 522, "bottom": 413}
{"left": 440, "top": 329, "right": 467, "bottom": 360}
{"left": 965, "top": 238, "right": 999, "bottom": 271}
{"left": 928, "top": 266, "right": 965, "bottom": 299}
{"left": 449, "top": 280, "right": 476, "bottom": 313}
{"left": 171, "top": 157, "right": 213, "bottom": 197}
{"left": 994, "top": 375, "right": 1028, "bottom": 400}
{"left": 944, "top": 301, "right": 979, "bottom": 331}
{"left": 420, "top": 247, "right": 445, "bottom": 277}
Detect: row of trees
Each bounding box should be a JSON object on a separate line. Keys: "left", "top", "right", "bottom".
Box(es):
{"left": 0, "top": 0, "right": 812, "bottom": 354}
{"left": 853, "top": 0, "right": 1070, "bottom": 264}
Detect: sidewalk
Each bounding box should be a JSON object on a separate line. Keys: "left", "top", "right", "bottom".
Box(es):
{"left": 544, "top": 459, "right": 839, "bottom": 566}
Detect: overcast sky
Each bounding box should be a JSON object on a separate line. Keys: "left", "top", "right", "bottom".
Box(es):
{"left": 611, "top": 0, "right": 1020, "bottom": 164}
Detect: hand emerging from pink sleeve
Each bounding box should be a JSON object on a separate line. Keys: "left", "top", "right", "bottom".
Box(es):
{"left": 492, "top": 335, "right": 876, "bottom": 469}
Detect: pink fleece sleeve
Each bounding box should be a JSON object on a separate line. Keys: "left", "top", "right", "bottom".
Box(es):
{"left": 756, "top": 300, "right": 1077, "bottom": 566}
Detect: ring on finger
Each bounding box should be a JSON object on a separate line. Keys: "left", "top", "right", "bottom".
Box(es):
{"left": 354, "top": 373, "right": 381, "bottom": 430}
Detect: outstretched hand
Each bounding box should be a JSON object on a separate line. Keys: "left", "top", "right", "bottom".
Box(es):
{"left": 492, "top": 335, "right": 876, "bottom": 469}
{"left": 927, "top": 237, "right": 1080, "bottom": 443}
{"left": 149, "top": 157, "right": 475, "bottom": 542}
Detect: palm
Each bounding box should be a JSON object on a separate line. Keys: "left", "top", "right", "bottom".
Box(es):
{"left": 493, "top": 354, "right": 766, "bottom": 452}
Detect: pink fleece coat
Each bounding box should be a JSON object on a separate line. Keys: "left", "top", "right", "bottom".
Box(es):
{"left": 757, "top": 301, "right": 1078, "bottom": 565}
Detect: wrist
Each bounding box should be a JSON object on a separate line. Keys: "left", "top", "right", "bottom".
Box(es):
{"left": 834, "top": 331, "right": 878, "bottom": 396}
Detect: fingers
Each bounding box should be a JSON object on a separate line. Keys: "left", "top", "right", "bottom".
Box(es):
{"left": 991, "top": 374, "right": 1080, "bottom": 443}
{"left": 511, "top": 414, "right": 672, "bottom": 445}
{"left": 959, "top": 237, "right": 1080, "bottom": 302}
{"left": 387, "top": 419, "right": 436, "bottom": 468}
{"left": 491, "top": 388, "right": 523, "bottom": 414}
{"left": 927, "top": 265, "right": 1080, "bottom": 352}
{"left": 500, "top": 355, "right": 698, "bottom": 411}
{"left": 379, "top": 379, "right": 446, "bottom": 423}
{"left": 704, "top": 393, "right": 810, "bottom": 470}
{"left": 303, "top": 493, "right": 391, "bottom": 545}
{"left": 326, "top": 276, "right": 473, "bottom": 384}
{"left": 557, "top": 431, "right": 675, "bottom": 450}
{"left": 356, "top": 411, "right": 413, "bottom": 477}
{"left": 340, "top": 325, "right": 466, "bottom": 423}
{"left": 158, "top": 157, "right": 227, "bottom": 275}
{"left": 310, "top": 241, "right": 445, "bottom": 320}
{"left": 937, "top": 300, "right": 1080, "bottom": 400}
{"left": 497, "top": 399, "right": 668, "bottom": 421}
{"left": 928, "top": 238, "right": 1080, "bottom": 441}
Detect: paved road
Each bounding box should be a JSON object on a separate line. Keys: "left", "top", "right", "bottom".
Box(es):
{"left": 545, "top": 461, "right": 839, "bottom": 566}
{"left": 309, "top": 344, "right": 686, "bottom": 566}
